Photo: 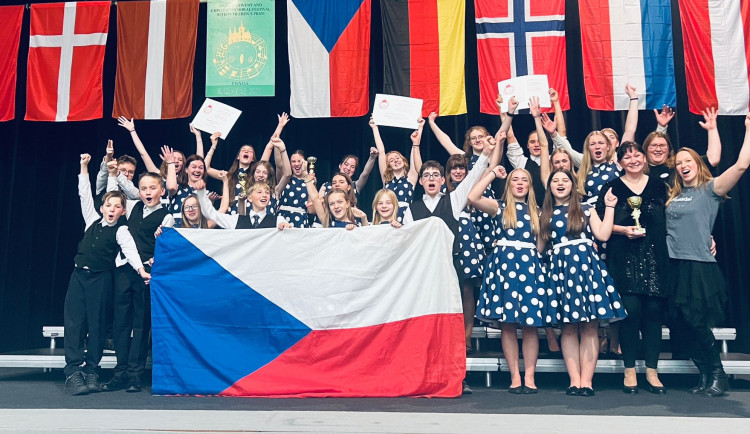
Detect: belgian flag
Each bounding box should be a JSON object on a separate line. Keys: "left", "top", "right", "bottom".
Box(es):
{"left": 381, "top": 0, "right": 466, "bottom": 116}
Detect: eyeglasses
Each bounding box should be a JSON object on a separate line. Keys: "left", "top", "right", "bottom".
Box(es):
{"left": 183, "top": 205, "right": 199, "bottom": 211}
{"left": 421, "top": 172, "right": 442, "bottom": 180}
{"left": 649, "top": 143, "right": 669, "bottom": 149}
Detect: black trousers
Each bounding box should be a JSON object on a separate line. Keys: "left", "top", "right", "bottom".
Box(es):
{"left": 669, "top": 311, "right": 722, "bottom": 368}
{"left": 64, "top": 268, "right": 112, "bottom": 377}
{"left": 618, "top": 294, "right": 665, "bottom": 369}
{"left": 112, "top": 266, "right": 151, "bottom": 379}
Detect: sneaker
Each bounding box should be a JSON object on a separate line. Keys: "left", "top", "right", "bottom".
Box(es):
{"left": 126, "top": 377, "right": 142, "bottom": 393}
{"left": 462, "top": 380, "right": 473, "bottom": 395}
{"left": 84, "top": 372, "right": 101, "bottom": 393}
{"left": 64, "top": 372, "right": 89, "bottom": 396}
{"left": 101, "top": 375, "right": 128, "bottom": 392}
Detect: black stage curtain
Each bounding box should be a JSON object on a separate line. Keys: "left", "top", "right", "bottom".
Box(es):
{"left": 1, "top": 0, "right": 748, "bottom": 352}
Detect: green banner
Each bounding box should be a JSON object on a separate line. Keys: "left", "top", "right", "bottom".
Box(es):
{"left": 206, "top": 0, "right": 275, "bottom": 97}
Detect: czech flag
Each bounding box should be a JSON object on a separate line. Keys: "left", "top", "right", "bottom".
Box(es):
{"left": 579, "top": 0, "right": 677, "bottom": 111}
{"left": 150, "top": 218, "right": 465, "bottom": 397}
{"left": 287, "top": 0, "right": 371, "bottom": 118}
{"left": 381, "top": 0, "right": 467, "bottom": 116}
{"left": 679, "top": 0, "right": 750, "bottom": 115}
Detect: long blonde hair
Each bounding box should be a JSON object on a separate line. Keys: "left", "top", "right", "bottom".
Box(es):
{"left": 577, "top": 131, "right": 613, "bottom": 194}
{"left": 372, "top": 189, "right": 398, "bottom": 225}
{"left": 323, "top": 189, "right": 355, "bottom": 228}
{"left": 384, "top": 151, "right": 409, "bottom": 183}
{"left": 666, "top": 147, "right": 719, "bottom": 206}
{"left": 501, "top": 169, "right": 540, "bottom": 235}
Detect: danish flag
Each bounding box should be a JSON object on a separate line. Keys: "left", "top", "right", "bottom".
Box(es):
{"left": 25, "top": 2, "right": 110, "bottom": 122}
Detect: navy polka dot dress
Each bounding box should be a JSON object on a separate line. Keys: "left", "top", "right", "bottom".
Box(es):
{"left": 468, "top": 154, "right": 496, "bottom": 249}
{"left": 477, "top": 202, "right": 556, "bottom": 326}
{"left": 169, "top": 184, "right": 195, "bottom": 227}
{"left": 227, "top": 167, "right": 249, "bottom": 215}
{"left": 443, "top": 183, "right": 485, "bottom": 281}
{"left": 278, "top": 177, "right": 310, "bottom": 228}
{"left": 546, "top": 204, "right": 627, "bottom": 323}
{"left": 385, "top": 176, "right": 414, "bottom": 223}
{"left": 584, "top": 161, "right": 620, "bottom": 204}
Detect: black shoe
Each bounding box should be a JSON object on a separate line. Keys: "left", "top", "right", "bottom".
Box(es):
{"left": 508, "top": 385, "right": 523, "bottom": 394}
{"left": 462, "top": 380, "right": 473, "bottom": 395}
{"left": 700, "top": 368, "right": 729, "bottom": 397}
{"left": 522, "top": 386, "right": 538, "bottom": 394}
{"left": 101, "top": 375, "right": 129, "bottom": 392}
{"left": 104, "top": 338, "right": 115, "bottom": 352}
{"left": 622, "top": 385, "right": 638, "bottom": 394}
{"left": 466, "top": 346, "right": 475, "bottom": 356}
{"left": 646, "top": 382, "right": 667, "bottom": 395}
{"left": 84, "top": 372, "right": 101, "bottom": 393}
{"left": 64, "top": 372, "right": 89, "bottom": 396}
{"left": 579, "top": 387, "right": 595, "bottom": 397}
{"left": 126, "top": 377, "right": 142, "bottom": 393}
{"left": 607, "top": 351, "right": 622, "bottom": 360}
{"left": 565, "top": 386, "right": 579, "bottom": 396}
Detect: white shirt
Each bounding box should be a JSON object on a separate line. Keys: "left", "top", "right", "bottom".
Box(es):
{"left": 402, "top": 153, "right": 490, "bottom": 224}
{"left": 506, "top": 140, "right": 542, "bottom": 169}
{"left": 551, "top": 135, "right": 583, "bottom": 168}
{"left": 105, "top": 173, "right": 141, "bottom": 200}
{"left": 197, "top": 189, "right": 285, "bottom": 229}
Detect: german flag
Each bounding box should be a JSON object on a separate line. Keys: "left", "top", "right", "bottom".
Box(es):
{"left": 381, "top": 0, "right": 466, "bottom": 116}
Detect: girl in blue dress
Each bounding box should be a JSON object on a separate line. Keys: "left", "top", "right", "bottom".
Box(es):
{"left": 279, "top": 150, "right": 312, "bottom": 227}
{"left": 538, "top": 169, "right": 626, "bottom": 397}
{"left": 470, "top": 167, "right": 555, "bottom": 393}
{"left": 370, "top": 117, "right": 423, "bottom": 223}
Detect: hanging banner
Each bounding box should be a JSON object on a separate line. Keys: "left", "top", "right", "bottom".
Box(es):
{"left": 206, "top": 0, "right": 275, "bottom": 97}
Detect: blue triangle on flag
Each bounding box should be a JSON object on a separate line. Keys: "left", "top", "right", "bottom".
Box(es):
{"left": 291, "top": 0, "right": 364, "bottom": 53}
{"left": 150, "top": 228, "right": 312, "bottom": 395}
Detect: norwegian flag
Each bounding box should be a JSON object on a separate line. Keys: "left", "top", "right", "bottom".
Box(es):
{"left": 475, "top": 0, "right": 569, "bottom": 114}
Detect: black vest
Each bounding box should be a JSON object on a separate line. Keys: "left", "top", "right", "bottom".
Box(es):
{"left": 409, "top": 195, "right": 459, "bottom": 254}
{"left": 235, "top": 212, "right": 277, "bottom": 229}
{"left": 524, "top": 158, "right": 546, "bottom": 208}
{"left": 127, "top": 201, "right": 169, "bottom": 263}
{"left": 74, "top": 220, "right": 124, "bottom": 272}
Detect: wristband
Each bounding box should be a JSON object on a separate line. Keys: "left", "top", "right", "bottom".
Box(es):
{"left": 630, "top": 98, "right": 638, "bottom": 101}
{"left": 606, "top": 205, "right": 615, "bottom": 208}
{"left": 507, "top": 112, "right": 515, "bottom": 117}
{"left": 279, "top": 148, "right": 287, "bottom": 153}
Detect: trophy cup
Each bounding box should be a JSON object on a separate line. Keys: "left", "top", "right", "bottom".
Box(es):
{"left": 627, "top": 196, "right": 646, "bottom": 234}
{"left": 306, "top": 156, "right": 318, "bottom": 175}
{"left": 237, "top": 171, "right": 249, "bottom": 198}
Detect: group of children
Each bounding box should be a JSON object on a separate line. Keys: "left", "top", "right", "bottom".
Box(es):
{"left": 64, "top": 86, "right": 750, "bottom": 399}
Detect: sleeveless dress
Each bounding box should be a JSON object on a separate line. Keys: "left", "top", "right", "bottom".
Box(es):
{"left": 278, "top": 177, "right": 310, "bottom": 228}
{"left": 546, "top": 204, "right": 627, "bottom": 323}
{"left": 476, "top": 202, "right": 556, "bottom": 326}
{"left": 468, "top": 154, "right": 496, "bottom": 249}
{"left": 385, "top": 176, "right": 414, "bottom": 223}
{"left": 584, "top": 162, "right": 620, "bottom": 204}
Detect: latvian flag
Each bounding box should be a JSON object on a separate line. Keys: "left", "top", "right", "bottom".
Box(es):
{"left": 679, "top": 0, "right": 750, "bottom": 115}
{"left": 287, "top": 0, "right": 371, "bottom": 118}
{"left": 150, "top": 218, "right": 465, "bottom": 397}
{"left": 381, "top": 0, "right": 467, "bottom": 116}
{"left": 475, "top": 0, "right": 569, "bottom": 115}
{"left": 112, "top": 0, "right": 199, "bottom": 120}
{"left": 579, "top": 0, "right": 677, "bottom": 111}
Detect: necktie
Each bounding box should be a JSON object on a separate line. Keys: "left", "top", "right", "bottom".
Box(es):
{"left": 252, "top": 215, "right": 260, "bottom": 228}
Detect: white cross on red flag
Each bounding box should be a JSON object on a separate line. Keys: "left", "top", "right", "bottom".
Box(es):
{"left": 25, "top": 2, "right": 110, "bottom": 122}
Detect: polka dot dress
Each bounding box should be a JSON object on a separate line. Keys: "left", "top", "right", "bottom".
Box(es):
{"left": 476, "top": 202, "right": 556, "bottom": 326}
{"left": 469, "top": 154, "right": 496, "bottom": 249}
{"left": 584, "top": 161, "right": 620, "bottom": 204}
{"left": 227, "top": 167, "right": 248, "bottom": 215}
{"left": 278, "top": 177, "right": 310, "bottom": 228}
{"left": 169, "top": 184, "right": 195, "bottom": 227}
{"left": 444, "top": 182, "right": 485, "bottom": 281}
{"left": 546, "top": 204, "right": 627, "bottom": 323}
{"left": 385, "top": 176, "right": 414, "bottom": 223}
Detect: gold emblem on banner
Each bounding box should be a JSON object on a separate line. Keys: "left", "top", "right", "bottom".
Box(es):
{"left": 213, "top": 22, "right": 267, "bottom": 80}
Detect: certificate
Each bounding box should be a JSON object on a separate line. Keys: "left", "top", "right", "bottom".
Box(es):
{"left": 191, "top": 99, "right": 242, "bottom": 139}
{"left": 372, "top": 94, "right": 423, "bottom": 129}
{"left": 497, "top": 75, "right": 551, "bottom": 112}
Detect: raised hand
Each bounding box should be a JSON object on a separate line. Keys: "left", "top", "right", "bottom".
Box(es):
{"left": 699, "top": 107, "right": 718, "bottom": 131}
{"left": 654, "top": 105, "right": 675, "bottom": 127}
{"left": 210, "top": 132, "right": 222, "bottom": 145}
{"left": 277, "top": 112, "right": 290, "bottom": 127}
{"left": 106, "top": 160, "right": 119, "bottom": 176}
{"left": 159, "top": 146, "right": 175, "bottom": 164}
{"left": 604, "top": 187, "right": 618, "bottom": 207}
{"left": 193, "top": 179, "right": 206, "bottom": 191}
{"left": 80, "top": 153, "right": 91, "bottom": 166}
{"left": 482, "top": 136, "right": 496, "bottom": 156}
{"left": 507, "top": 96, "right": 519, "bottom": 114}
{"left": 541, "top": 113, "right": 557, "bottom": 134}
{"left": 368, "top": 115, "right": 377, "bottom": 129}
{"left": 428, "top": 112, "right": 438, "bottom": 123}
{"left": 351, "top": 207, "right": 367, "bottom": 219}
{"left": 207, "top": 191, "right": 221, "bottom": 202}
{"left": 189, "top": 123, "right": 200, "bottom": 135}
{"left": 369, "top": 146, "right": 379, "bottom": 157}
{"left": 105, "top": 140, "right": 114, "bottom": 162}
{"left": 492, "top": 165, "right": 507, "bottom": 180}
{"left": 625, "top": 83, "right": 638, "bottom": 99}
{"left": 117, "top": 116, "right": 135, "bottom": 132}
{"left": 529, "top": 96, "right": 541, "bottom": 118}
{"left": 271, "top": 135, "right": 286, "bottom": 148}
{"left": 549, "top": 88, "right": 559, "bottom": 103}
{"left": 495, "top": 93, "right": 503, "bottom": 110}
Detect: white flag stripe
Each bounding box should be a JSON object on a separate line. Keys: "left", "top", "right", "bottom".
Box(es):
{"left": 287, "top": 0, "right": 331, "bottom": 118}
{"left": 145, "top": 0, "right": 167, "bottom": 120}
{"left": 29, "top": 33, "right": 108, "bottom": 48}
{"left": 708, "top": 0, "right": 749, "bottom": 115}
{"left": 608, "top": 0, "right": 647, "bottom": 110}
{"left": 55, "top": 3, "right": 77, "bottom": 122}
{"left": 177, "top": 218, "right": 462, "bottom": 331}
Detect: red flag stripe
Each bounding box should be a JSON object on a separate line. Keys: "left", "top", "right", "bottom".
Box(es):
{"left": 409, "top": 0, "right": 440, "bottom": 115}
{"left": 0, "top": 6, "right": 24, "bottom": 122}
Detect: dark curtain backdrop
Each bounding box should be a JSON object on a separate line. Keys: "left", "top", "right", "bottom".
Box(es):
{"left": 1, "top": 0, "right": 748, "bottom": 352}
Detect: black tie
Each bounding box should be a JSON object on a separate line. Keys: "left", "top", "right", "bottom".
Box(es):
{"left": 252, "top": 215, "right": 260, "bottom": 228}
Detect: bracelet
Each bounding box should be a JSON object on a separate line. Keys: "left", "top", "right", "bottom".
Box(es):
{"left": 279, "top": 148, "right": 287, "bottom": 153}
{"left": 630, "top": 98, "right": 638, "bottom": 101}
{"left": 606, "top": 205, "right": 615, "bottom": 208}
{"left": 507, "top": 112, "right": 515, "bottom": 117}
{"left": 490, "top": 171, "right": 497, "bottom": 178}
{"left": 128, "top": 129, "right": 135, "bottom": 132}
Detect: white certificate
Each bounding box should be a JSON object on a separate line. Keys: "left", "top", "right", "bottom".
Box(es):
{"left": 372, "top": 94, "right": 423, "bottom": 129}
{"left": 191, "top": 98, "right": 242, "bottom": 139}
{"left": 497, "top": 75, "right": 551, "bottom": 112}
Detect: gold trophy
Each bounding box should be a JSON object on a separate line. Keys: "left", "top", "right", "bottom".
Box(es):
{"left": 627, "top": 196, "right": 646, "bottom": 234}
{"left": 306, "top": 156, "right": 318, "bottom": 175}
{"left": 237, "top": 171, "right": 249, "bottom": 198}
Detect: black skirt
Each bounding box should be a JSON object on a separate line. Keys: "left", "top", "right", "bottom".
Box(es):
{"left": 667, "top": 258, "right": 726, "bottom": 327}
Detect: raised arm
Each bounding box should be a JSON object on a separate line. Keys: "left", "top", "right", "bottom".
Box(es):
{"left": 713, "top": 114, "right": 750, "bottom": 196}
{"left": 261, "top": 113, "right": 291, "bottom": 162}
{"left": 468, "top": 165, "right": 506, "bottom": 215}
{"left": 195, "top": 180, "right": 237, "bottom": 229}
{"left": 160, "top": 146, "right": 178, "bottom": 196}
{"left": 217, "top": 174, "right": 230, "bottom": 214}
{"left": 699, "top": 107, "right": 722, "bottom": 167}
{"left": 450, "top": 138, "right": 493, "bottom": 216}
{"left": 118, "top": 117, "right": 159, "bottom": 173}
{"left": 621, "top": 84, "right": 639, "bottom": 144}
{"left": 654, "top": 104, "right": 675, "bottom": 135}
{"left": 589, "top": 188, "right": 617, "bottom": 241}
{"left": 370, "top": 116, "right": 388, "bottom": 184}
{"left": 530, "top": 97, "right": 550, "bottom": 183}
{"left": 427, "top": 112, "right": 463, "bottom": 155}
{"left": 189, "top": 124, "right": 204, "bottom": 158}
{"left": 96, "top": 140, "right": 114, "bottom": 194}
{"left": 407, "top": 119, "right": 424, "bottom": 185}
{"left": 355, "top": 147, "right": 379, "bottom": 192}
{"left": 272, "top": 137, "right": 292, "bottom": 196}
{"left": 540, "top": 113, "right": 556, "bottom": 185}
{"left": 549, "top": 88, "right": 567, "bottom": 136}
{"left": 304, "top": 174, "right": 327, "bottom": 225}
{"left": 204, "top": 132, "right": 225, "bottom": 180}
{"left": 78, "top": 153, "right": 100, "bottom": 228}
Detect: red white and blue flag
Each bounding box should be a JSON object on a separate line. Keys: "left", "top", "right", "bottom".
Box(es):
{"left": 475, "top": 0, "right": 569, "bottom": 114}
{"left": 580, "top": 0, "right": 677, "bottom": 111}
{"left": 287, "top": 0, "right": 371, "bottom": 118}
{"left": 679, "top": 0, "right": 750, "bottom": 115}
{"left": 150, "top": 218, "right": 465, "bottom": 397}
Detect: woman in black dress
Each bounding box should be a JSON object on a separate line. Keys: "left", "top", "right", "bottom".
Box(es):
{"left": 596, "top": 142, "right": 668, "bottom": 394}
